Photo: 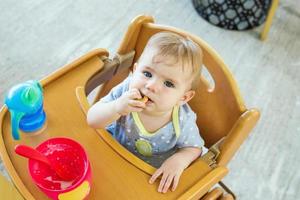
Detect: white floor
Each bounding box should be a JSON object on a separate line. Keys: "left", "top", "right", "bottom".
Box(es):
{"left": 0, "top": 0, "right": 299, "bottom": 199}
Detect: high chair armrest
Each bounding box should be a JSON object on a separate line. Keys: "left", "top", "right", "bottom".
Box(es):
{"left": 217, "top": 108, "right": 260, "bottom": 166}
{"left": 178, "top": 166, "right": 228, "bottom": 200}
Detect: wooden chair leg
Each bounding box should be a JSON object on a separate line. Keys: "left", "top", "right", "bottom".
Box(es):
{"left": 220, "top": 194, "right": 234, "bottom": 200}
{"left": 218, "top": 181, "right": 236, "bottom": 199}
{"left": 201, "top": 187, "right": 235, "bottom": 200}
{"left": 260, "top": 0, "right": 279, "bottom": 41}
{"left": 201, "top": 187, "right": 223, "bottom": 200}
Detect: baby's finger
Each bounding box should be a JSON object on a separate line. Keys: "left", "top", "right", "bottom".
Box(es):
{"left": 149, "top": 169, "right": 162, "bottom": 184}
{"left": 158, "top": 173, "right": 169, "bottom": 193}
{"left": 172, "top": 174, "right": 180, "bottom": 191}
{"left": 162, "top": 175, "right": 174, "bottom": 193}
{"left": 129, "top": 100, "right": 146, "bottom": 108}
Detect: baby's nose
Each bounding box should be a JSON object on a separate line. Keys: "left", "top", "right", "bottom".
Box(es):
{"left": 145, "top": 79, "right": 160, "bottom": 93}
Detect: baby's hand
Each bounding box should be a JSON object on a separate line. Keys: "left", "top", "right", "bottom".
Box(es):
{"left": 115, "top": 88, "right": 146, "bottom": 116}
{"left": 149, "top": 156, "right": 186, "bottom": 193}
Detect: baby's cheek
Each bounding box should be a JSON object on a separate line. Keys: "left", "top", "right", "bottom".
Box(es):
{"left": 158, "top": 98, "right": 177, "bottom": 109}
{"left": 129, "top": 81, "right": 139, "bottom": 90}
{"left": 130, "top": 76, "right": 145, "bottom": 89}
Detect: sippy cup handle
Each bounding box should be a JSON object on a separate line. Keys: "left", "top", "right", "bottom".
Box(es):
{"left": 10, "top": 110, "right": 25, "bottom": 140}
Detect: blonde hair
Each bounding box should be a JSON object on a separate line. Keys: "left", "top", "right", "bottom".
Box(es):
{"left": 140, "top": 32, "right": 203, "bottom": 90}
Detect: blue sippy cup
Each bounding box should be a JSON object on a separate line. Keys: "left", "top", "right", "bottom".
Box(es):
{"left": 5, "top": 80, "right": 46, "bottom": 140}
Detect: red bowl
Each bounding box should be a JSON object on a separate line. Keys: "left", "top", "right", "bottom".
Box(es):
{"left": 28, "top": 137, "right": 91, "bottom": 200}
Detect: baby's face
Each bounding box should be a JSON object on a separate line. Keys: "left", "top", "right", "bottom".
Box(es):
{"left": 130, "top": 47, "right": 194, "bottom": 115}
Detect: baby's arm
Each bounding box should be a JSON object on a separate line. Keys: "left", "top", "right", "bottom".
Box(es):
{"left": 87, "top": 88, "right": 146, "bottom": 129}
{"left": 149, "top": 147, "right": 202, "bottom": 193}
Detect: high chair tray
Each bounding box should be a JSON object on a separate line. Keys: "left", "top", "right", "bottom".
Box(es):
{"left": 0, "top": 49, "right": 228, "bottom": 200}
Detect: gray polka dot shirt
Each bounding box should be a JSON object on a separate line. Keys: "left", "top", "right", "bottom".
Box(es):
{"left": 100, "top": 76, "right": 204, "bottom": 167}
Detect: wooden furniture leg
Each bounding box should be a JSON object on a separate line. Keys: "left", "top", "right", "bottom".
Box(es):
{"left": 260, "top": 0, "right": 279, "bottom": 41}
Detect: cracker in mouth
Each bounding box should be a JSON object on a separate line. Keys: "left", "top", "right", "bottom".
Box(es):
{"left": 138, "top": 95, "right": 148, "bottom": 103}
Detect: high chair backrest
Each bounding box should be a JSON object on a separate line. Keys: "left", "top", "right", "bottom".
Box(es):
{"left": 96, "top": 15, "right": 260, "bottom": 166}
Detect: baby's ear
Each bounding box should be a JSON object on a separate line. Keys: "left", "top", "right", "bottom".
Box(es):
{"left": 178, "top": 90, "right": 195, "bottom": 105}
{"left": 133, "top": 63, "right": 138, "bottom": 72}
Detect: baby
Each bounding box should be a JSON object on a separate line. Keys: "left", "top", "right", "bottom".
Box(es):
{"left": 87, "top": 32, "right": 204, "bottom": 193}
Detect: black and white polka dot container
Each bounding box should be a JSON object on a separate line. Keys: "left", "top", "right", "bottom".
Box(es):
{"left": 192, "top": 0, "right": 271, "bottom": 30}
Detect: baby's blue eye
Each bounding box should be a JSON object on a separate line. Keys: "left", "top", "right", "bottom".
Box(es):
{"left": 143, "top": 71, "right": 152, "bottom": 78}
{"left": 164, "top": 81, "right": 175, "bottom": 88}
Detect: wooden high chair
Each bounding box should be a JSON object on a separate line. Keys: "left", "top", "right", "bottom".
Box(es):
{"left": 0, "top": 15, "right": 260, "bottom": 199}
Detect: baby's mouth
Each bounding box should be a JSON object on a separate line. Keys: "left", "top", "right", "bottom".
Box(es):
{"left": 146, "top": 96, "right": 153, "bottom": 103}
{"left": 140, "top": 92, "right": 153, "bottom": 103}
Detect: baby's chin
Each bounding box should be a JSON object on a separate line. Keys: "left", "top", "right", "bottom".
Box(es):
{"left": 144, "top": 101, "right": 155, "bottom": 110}
{"left": 142, "top": 104, "right": 156, "bottom": 112}
{"left": 142, "top": 105, "right": 173, "bottom": 116}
